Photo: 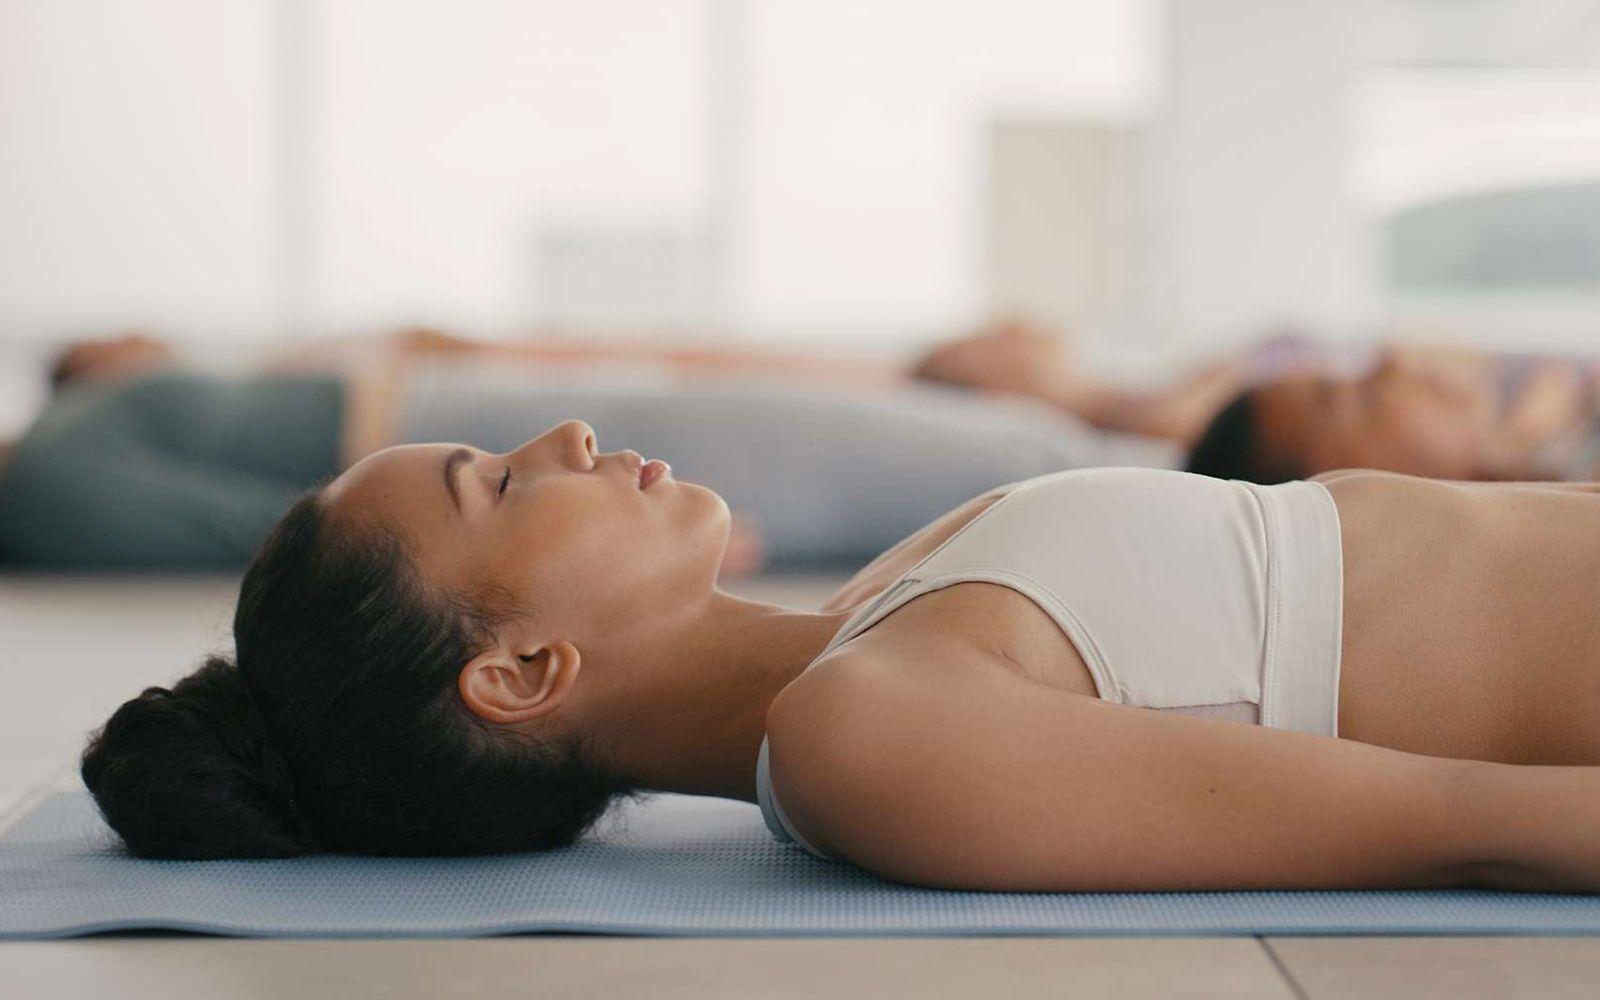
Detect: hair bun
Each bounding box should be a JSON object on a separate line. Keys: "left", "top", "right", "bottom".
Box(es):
{"left": 81, "top": 654, "right": 320, "bottom": 859}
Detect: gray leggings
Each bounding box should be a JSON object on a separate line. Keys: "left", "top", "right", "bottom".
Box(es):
{"left": 399, "top": 369, "right": 1176, "bottom": 565}
{"left": 0, "top": 372, "right": 344, "bottom": 569}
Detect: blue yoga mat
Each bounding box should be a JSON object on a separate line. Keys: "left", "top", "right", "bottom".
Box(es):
{"left": 4, "top": 789, "right": 1600, "bottom": 939}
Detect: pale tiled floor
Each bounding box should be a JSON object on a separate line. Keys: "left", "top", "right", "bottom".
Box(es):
{"left": 4, "top": 573, "right": 1600, "bottom": 1000}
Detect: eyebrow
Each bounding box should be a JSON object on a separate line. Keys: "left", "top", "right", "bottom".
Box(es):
{"left": 443, "top": 448, "right": 473, "bottom": 513}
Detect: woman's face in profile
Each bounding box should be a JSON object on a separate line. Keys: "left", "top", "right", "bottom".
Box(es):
{"left": 1253, "top": 351, "right": 1497, "bottom": 479}
{"left": 322, "top": 419, "right": 731, "bottom": 638}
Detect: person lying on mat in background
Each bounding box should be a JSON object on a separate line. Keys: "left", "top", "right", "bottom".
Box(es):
{"left": 83, "top": 417, "right": 1600, "bottom": 893}
{"left": 48, "top": 320, "right": 1242, "bottom": 442}
{"left": 1187, "top": 334, "right": 1600, "bottom": 483}
{"left": 0, "top": 323, "right": 1224, "bottom": 570}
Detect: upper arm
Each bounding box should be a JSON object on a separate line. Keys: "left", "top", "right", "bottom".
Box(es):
{"left": 766, "top": 654, "right": 1470, "bottom": 892}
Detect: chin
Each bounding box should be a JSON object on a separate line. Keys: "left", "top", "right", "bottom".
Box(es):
{"left": 680, "top": 479, "right": 730, "bottom": 518}
{"left": 693, "top": 485, "right": 734, "bottom": 543}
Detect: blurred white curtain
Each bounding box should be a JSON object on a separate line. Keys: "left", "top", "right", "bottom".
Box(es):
{"left": 0, "top": 0, "right": 277, "bottom": 342}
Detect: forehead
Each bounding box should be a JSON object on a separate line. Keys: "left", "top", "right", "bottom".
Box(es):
{"left": 1253, "top": 376, "right": 1318, "bottom": 424}
{"left": 323, "top": 443, "right": 460, "bottom": 525}
{"left": 1251, "top": 377, "right": 1328, "bottom": 463}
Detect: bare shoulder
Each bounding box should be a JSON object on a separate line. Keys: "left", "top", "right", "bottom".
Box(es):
{"left": 766, "top": 651, "right": 911, "bottom": 766}
{"left": 763, "top": 640, "right": 1054, "bottom": 878}
{"left": 763, "top": 649, "right": 928, "bottom": 860}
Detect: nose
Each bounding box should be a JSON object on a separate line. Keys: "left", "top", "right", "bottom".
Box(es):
{"left": 507, "top": 419, "right": 597, "bottom": 472}
{"left": 558, "top": 419, "right": 597, "bottom": 468}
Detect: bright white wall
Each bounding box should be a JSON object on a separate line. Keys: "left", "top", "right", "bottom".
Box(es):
{"left": 0, "top": 0, "right": 279, "bottom": 342}
{"left": 7, "top": 0, "right": 1597, "bottom": 368}
{"left": 1152, "top": 0, "right": 1365, "bottom": 353}
{"left": 1353, "top": 70, "right": 1600, "bottom": 215}
{"left": 738, "top": 0, "right": 1158, "bottom": 339}
{"left": 312, "top": 0, "right": 710, "bottom": 332}
{"left": 0, "top": 0, "right": 1160, "bottom": 354}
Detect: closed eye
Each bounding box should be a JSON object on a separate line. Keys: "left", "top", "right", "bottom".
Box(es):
{"left": 497, "top": 466, "right": 511, "bottom": 499}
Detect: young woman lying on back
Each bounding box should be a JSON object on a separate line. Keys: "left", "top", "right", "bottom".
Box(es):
{"left": 84, "top": 419, "right": 1600, "bottom": 892}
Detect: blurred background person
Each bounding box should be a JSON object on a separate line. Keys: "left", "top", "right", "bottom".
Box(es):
{"left": 3, "top": 0, "right": 1598, "bottom": 553}
{"left": 1187, "top": 335, "right": 1600, "bottom": 483}
{"left": 1, "top": 322, "right": 1210, "bottom": 570}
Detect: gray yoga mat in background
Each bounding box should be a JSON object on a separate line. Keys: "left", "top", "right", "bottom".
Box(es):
{"left": 5, "top": 790, "right": 1600, "bottom": 939}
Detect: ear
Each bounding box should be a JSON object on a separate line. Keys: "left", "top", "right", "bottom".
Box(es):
{"left": 458, "top": 638, "right": 583, "bottom": 725}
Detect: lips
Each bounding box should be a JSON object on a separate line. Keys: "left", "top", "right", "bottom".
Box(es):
{"left": 638, "top": 459, "right": 670, "bottom": 490}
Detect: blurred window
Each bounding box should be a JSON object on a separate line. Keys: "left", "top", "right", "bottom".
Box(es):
{"left": 1387, "top": 182, "right": 1600, "bottom": 293}
{"left": 1351, "top": 67, "right": 1600, "bottom": 342}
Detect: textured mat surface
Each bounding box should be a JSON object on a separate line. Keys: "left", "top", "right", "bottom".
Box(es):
{"left": 5, "top": 790, "right": 1600, "bottom": 939}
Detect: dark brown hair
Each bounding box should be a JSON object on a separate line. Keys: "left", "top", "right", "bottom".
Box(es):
{"left": 82, "top": 489, "right": 630, "bottom": 858}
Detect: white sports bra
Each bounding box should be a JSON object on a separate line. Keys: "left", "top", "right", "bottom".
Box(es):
{"left": 755, "top": 467, "right": 1344, "bottom": 859}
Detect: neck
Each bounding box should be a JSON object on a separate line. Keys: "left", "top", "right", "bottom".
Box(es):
{"left": 595, "top": 590, "right": 852, "bottom": 804}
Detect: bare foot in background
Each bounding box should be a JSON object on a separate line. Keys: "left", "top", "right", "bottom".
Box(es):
{"left": 389, "top": 327, "right": 485, "bottom": 357}
{"left": 48, "top": 332, "right": 178, "bottom": 390}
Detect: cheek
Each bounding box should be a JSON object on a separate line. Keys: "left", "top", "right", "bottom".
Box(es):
{"left": 545, "top": 488, "right": 680, "bottom": 581}
{"left": 1404, "top": 402, "right": 1475, "bottom": 450}
{"left": 1321, "top": 432, "right": 1375, "bottom": 470}
{"left": 1303, "top": 411, "right": 1368, "bottom": 469}
{"left": 522, "top": 485, "right": 728, "bottom": 599}
{"left": 523, "top": 505, "right": 619, "bottom": 576}
{"left": 1375, "top": 402, "right": 1478, "bottom": 471}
